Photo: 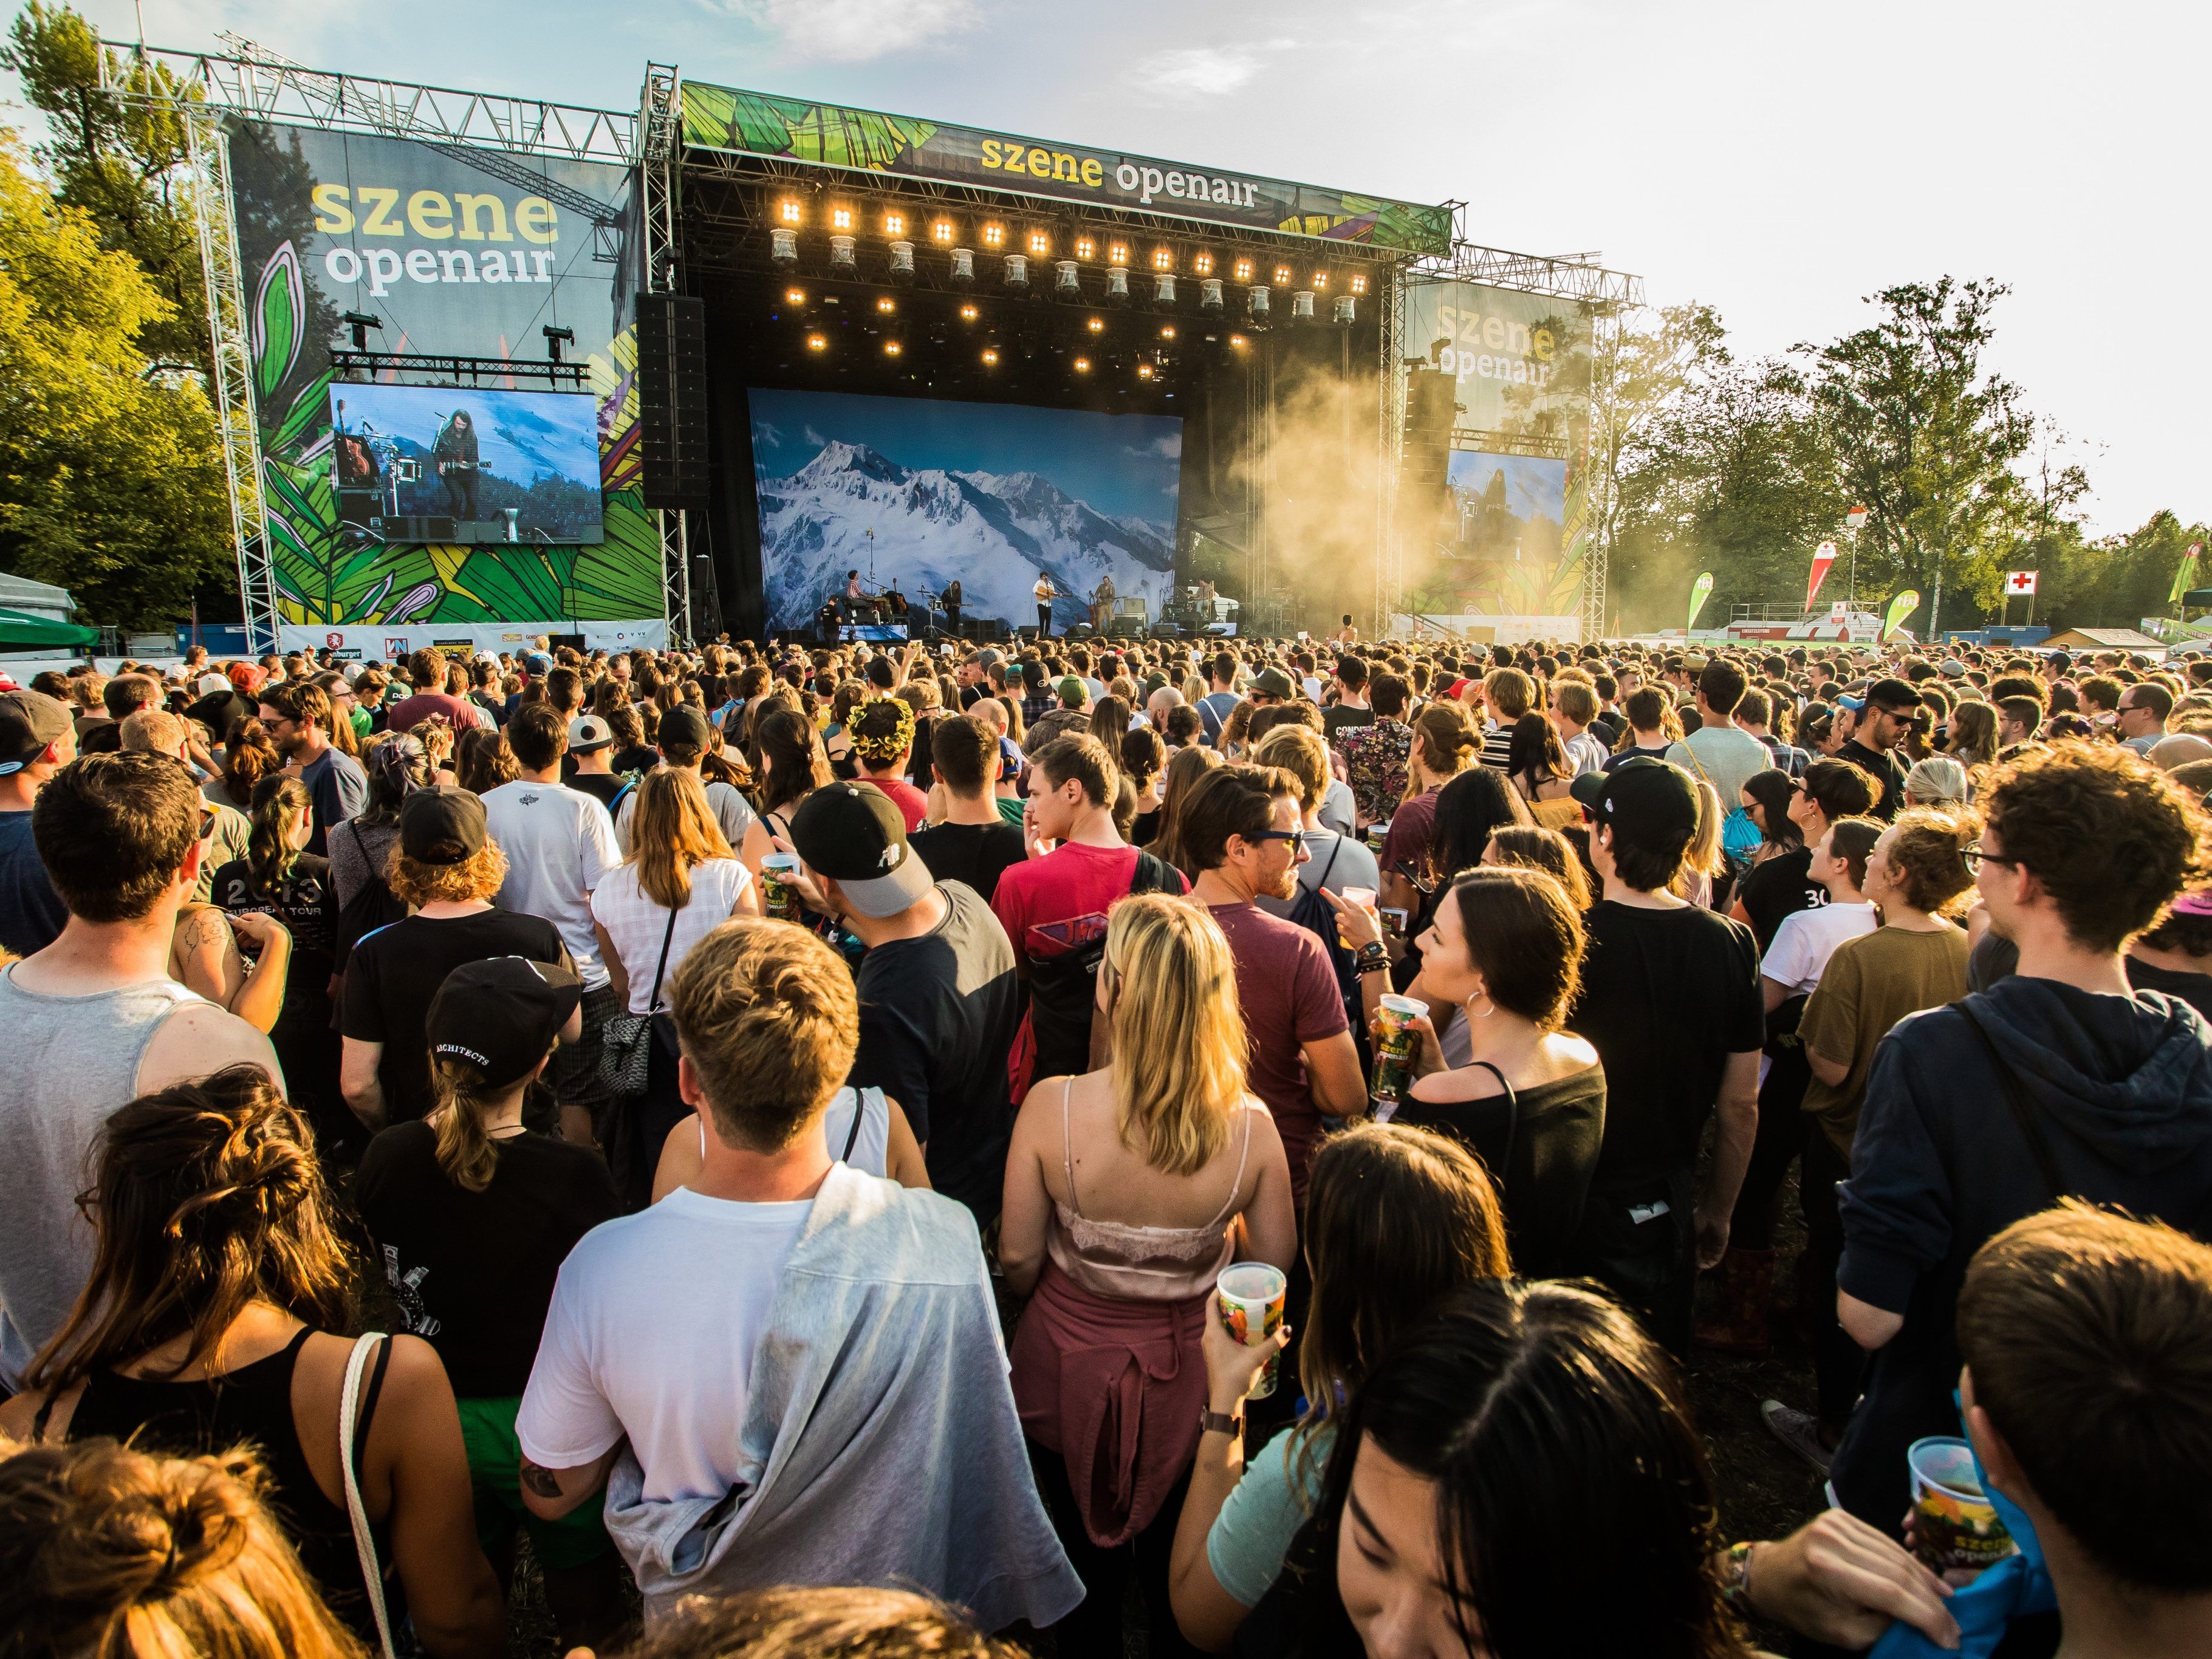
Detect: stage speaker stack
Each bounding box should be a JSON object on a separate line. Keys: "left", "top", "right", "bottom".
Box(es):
{"left": 637, "top": 295, "right": 710, "bottom": 508}
{"left": 1400, "top": 367, "right": 1459, "bottom": 548}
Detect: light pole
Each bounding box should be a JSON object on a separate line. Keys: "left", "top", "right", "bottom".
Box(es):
{"left": 1843, "top": 505, "right": 1868, "bottom": 637}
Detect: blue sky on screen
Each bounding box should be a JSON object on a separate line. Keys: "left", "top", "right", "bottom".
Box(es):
{"left": 1448, "top": 451, "right": 1567, "bottom": 523}
{"left": 327, "top": 383, "right": 600, "bottom": 488}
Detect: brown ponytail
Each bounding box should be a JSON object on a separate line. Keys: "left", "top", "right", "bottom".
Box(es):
{"left": 428, "top": 1056, "right": 507, "bottom": 1194}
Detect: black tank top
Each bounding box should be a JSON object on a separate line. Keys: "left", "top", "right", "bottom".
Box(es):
{"left": 53, "top": 1328, "right": 391, "bottom": 1636}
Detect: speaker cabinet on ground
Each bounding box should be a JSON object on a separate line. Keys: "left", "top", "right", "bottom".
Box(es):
{"left": 637, "top": 295, "right": 709, "bottom": 508}
{"left": 1400, "top": 367, "right": 1458, "bottom": 541}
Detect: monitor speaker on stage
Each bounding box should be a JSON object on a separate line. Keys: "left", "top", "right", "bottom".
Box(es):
{"left": 637, "top": 295, "right": 710, "bottom": 508}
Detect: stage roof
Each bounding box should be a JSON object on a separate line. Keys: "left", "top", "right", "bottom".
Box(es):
{"left": 681, "top": 82, "right": 1453, "bottom": 258}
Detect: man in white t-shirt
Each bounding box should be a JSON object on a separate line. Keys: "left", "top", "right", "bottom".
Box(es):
{"left": 483, "top": 702, "right": 620, "bottom": 1144}
{"left": 516, "top": 919, "right": 1078, "bottom": 1627}
{"left": 1759, "top": 819, "right": 1878, "bottom": 1008}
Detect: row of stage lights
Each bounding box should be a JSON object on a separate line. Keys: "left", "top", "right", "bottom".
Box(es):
{"left": 769, "top": 196, "right": 1363, "bottom": 326}
{"left": 782, "top": 286, "right": 1247, "bottom": 378}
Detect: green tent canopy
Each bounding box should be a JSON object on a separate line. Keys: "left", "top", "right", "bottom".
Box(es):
{"left": 0, "top": 607, "right": 97, "bottom": 650}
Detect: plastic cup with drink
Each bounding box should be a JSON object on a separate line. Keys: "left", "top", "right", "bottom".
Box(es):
{"left": 1906, "top": 1437, "right": 2016, "bottom": 1576}
{"left": 1216, "top": 1262, "right": 1288, "bottom": 1399}
{"left": 1338, "top": 886, "right": 1377, "bottom": 949}
{"left": 760, "top": 853, "right": 802, "bottom": 922}
{"left": 1370, "top": 993, "right": 1425, "bottom": 1106}
{"left": 1365, "top": 821, "right": 1390, "bottom": 856}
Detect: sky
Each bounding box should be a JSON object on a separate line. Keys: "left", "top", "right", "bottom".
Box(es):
{"left": 751, "top": 388, "right": 1183, "bottom": 522}
{"left": 30, "top": 0, "right": 2207, "bottom": 538}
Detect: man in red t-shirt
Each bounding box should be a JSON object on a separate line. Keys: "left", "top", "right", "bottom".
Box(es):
{"left": 848, "top": 696, "right": 930, "bottom": 832}
{"left": 386, "top": 646, "right": 489, "bottom": 733}
{"left": 1182, "top": 763, "right": 1365, "bottom": 1205}
{"left": 991, "top": 733, "right": 1185, "bottom": 1102}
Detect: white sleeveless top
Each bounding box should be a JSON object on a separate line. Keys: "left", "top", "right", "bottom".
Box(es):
{"left": 699, "top": 1085, "right": 891, "bottom": 1178}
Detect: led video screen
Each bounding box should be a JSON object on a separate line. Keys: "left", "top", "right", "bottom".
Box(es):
{"left": 750, "top": 388, "right": 1182, "bottom": 634}
{"left": 329, "top": 383, "right": 605, "bottom": 546}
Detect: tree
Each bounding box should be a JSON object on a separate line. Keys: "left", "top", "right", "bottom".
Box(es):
{"left": 2, "top": 2, "right": 208, "bottom": 371}
{"left": 1584, "top": 301, "right": 1729, "bottom": 611}
{"left": 0, "top": 132, "right": 232, "bottom": 625}
{"left": 1798, "top": 278, "right": 2036, "bottom": 634}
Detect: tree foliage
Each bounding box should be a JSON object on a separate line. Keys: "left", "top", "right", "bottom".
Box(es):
{"left": 0, "top": 132, "right": 231, "bottom": 625}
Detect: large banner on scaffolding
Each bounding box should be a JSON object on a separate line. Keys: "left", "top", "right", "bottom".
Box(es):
{"left": 227, "top": 120, "right": 664, "bottom": 651}
{"left": 1402, "top": 279, "right": 1594, "bottom": 620}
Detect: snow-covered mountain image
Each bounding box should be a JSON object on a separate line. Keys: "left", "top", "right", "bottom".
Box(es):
{"left": 749, "top": 389, "right": 1182, "bottom": 635}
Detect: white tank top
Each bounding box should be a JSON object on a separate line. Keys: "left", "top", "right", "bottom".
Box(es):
{"left": 698, "top": 1085, "right": 891, "bottom": 1178}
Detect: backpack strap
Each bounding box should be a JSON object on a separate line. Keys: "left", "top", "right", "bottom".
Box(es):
{"left": 1956, "top": 1002, "right": 2069, "bottom": 1201}
{"left": 1467, "top": 1059, "right": 1521, "bottom": 1183}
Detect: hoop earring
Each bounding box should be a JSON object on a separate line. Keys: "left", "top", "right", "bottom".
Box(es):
{"left": 1470, "top": 991, "right": 1496, "bottom": 1019}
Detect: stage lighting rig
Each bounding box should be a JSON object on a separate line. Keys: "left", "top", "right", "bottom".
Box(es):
{"left": 982, "top": 347, "right": 1000, "bottom": 366}
{"left": 830, "top": 205, "right": 854, "bottom": 230}
{"left": 806, "top": 332, "right": 827, "bottom": 352}
{"left": 1290, "top": 290, "right": 1316, "bottom": 324}
{"left": 1055, "top": 260, "right": 1082, "bottom": 300}
{"left": 784, "top": 287, "right": 807, "bottom": 307}
{"left": 959, "top": 303, "right": 979, "bottom": 321}
{"left": 771, "top": 229, "right": 798, "bottom": 267}
{"left": 1160, "top": 324, "right": 1177, "bottom": 340}
{"left": 1349, "top": 273, "right": 1368, "bottom": 295}
{"left": 1273, "top": 264, "right": 1293, "bottom": 287}
{"left": 876, "top": 296, "right": 897, "bottom": 313}
{"left": 1153, "top": 274, "right": 1176, "bottom": 307}
{"left": 950, "top": 247, "right": 975, "bottom": 288}
{"left": 1199, "top": 279, "right": 1224, "bottom": 313}
{"left": 1152, "top": 247, "right": 1173, "bottom": 271}
{"left": 543, "top": 324, "right": 574, "bottom": 363}
{"left": 777, "top": 197, "right": 803, "bottom": 224}
{"left": 1087, "top": 316, "right": 1105, "bottom": 333}
{"left": 1233, "top": 258, "right": 1253, "bottom": 282}
{"left": 1137, "top": 361, "right": 1154, "bottom": 380}
{"left": 342, "top": 312, "right": 382, "bottom": 351}
{"left": 1028, "top": 230, "right": 1051, "bottom": 256}
{"left": 931, "top": 218, "right": 956, "bottom": 244}
{"left": 830, "top": 235, "right": 857, "bottom": 275}
{"left": 1247, "top": 286, "right": 1271, "bottom": 323}
{"left": 888, "top": 241, "right": 916, "bottom": 284}
{"left": 1073, "top": 357, "right": 1091, "bottom": 373}
{"left": 1312, "top": 271, "right": 1329, "bottom": 290}
{"left": 1193, "top": 251, "right": 1214, "bottom": 275}
{"left": 883, "top": 339, "right": 903, "bottom": 357}
{"left": 982, "top": 222, "right": 1007, "bottom": 248}
{"left": 1075, "top": 235, "right": 1096, "bottom": 260}
{"left": 883, "top": 210, "right": 906, "bottom": 236}
{"left": 1108, "top": 242, "right": 1129, "bottom": 267}
{"left": 1333, "top": 296, "right": 1357, "bottom": 326}
{"left": 1230, "top": 334, "right": 1248, "bottom": 349}
{"left": 1106, "top": 266, "right": 1130, "bottom": 307}
{"left": 1004, "top": 254, "right": 1031, "bottom": 293}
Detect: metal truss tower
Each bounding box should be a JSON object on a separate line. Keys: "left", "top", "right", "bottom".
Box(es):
{"left": 637, "top": 63, "right": 700, "bottom": 648}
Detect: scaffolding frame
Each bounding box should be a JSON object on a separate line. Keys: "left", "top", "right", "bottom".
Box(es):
{"left": 638, "top": 62, "right": 699, "bottom": 648}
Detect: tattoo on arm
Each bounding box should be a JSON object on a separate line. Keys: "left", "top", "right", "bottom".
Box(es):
{"left": 519, "top": 1459, "right": 565, "bottom": 1499}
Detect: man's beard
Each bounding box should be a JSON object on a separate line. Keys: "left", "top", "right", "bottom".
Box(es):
{"left": 1267, "top": 861, "right": 1299, "bottom": 900}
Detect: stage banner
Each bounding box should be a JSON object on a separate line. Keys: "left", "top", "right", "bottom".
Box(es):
{"left": 227, "top": 120, "right": 662, "bottom": 634}
{"left": 1400, "top": 279, "right": 1594, "bottom": 623}
{"left": 682, "top": 83, "right": 1452, "bottom": 256}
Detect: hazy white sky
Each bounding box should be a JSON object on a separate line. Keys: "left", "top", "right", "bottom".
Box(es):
{"left": 33, "top": 0, "right": 2208, "bottom": 535}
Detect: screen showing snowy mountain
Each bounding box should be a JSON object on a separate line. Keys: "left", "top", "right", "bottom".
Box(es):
{"left": 328, "top": 384, "right": 604, "bottom": 544}
{"left": 749, "top": 389, "right": 1182, "bottom": 634}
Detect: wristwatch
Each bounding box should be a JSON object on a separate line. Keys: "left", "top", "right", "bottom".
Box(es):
{"left": 1199, "top": 1406, "right": 1244, "bottom": 1438}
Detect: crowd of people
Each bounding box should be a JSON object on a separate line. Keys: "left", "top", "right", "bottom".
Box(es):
{"left": 1, "top": 628, "right": 2210, "bottom": 1659}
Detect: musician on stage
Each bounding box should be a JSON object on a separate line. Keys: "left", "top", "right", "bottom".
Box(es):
{"left": 942, "top": 578, "right": 962, "bottom": 635}
{"left": 1033, "top": 573, "right": 1058, "bottom": 639}
{"left": 434, "top": 409, "right": 480, "bottom": 522}
{"left": 1090, "top": 574, "right": 1116, "bottom": 633}
{"left": 886, "top": 582, "right": 909, "bottom": 620}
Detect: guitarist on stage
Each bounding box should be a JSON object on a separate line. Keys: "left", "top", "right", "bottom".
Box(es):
{"left": 1090, "top": 574, "right": 1116, "bottom": 634}
{"left": 1033, "top": 573, "right": 1058, "bottom": 640}
{"left": 942, "top": 578, "right": 962, "bottom": 635}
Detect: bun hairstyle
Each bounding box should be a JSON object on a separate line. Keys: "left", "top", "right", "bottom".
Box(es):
{"left": 1411, "top": 702, "right": 1476, "bottom": 779}
{"left": 23, "top": 1066, "right": 351, "bottom": 1398}
{"left": 0, "top": 1440, "right": 368, "bottom": 1659}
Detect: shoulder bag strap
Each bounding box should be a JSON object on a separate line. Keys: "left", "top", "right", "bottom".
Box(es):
{"left": 1314, "top": 833, "right": 1343, "bottom": 891}
{"left": 1467, "top": 1059, "right": 1521, "bottom": 1183}
{"left": 843, "top": 1088, "right": 868, "bottom": 1161}
{"left": 645, "top": 903, "right": 680, "bottom": 1013}
{"left": 339, "top": 1332, "right": 398, "bottom": 1659}
{"left": 1956, "top": 1003, "right": 2069, "bottom": 1202}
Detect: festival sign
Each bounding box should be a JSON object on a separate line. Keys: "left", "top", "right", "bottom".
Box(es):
{"left": 1402, "top": 279, "right": 1592, "bottom": 436}
{"left": 226, "top": 121, "right": 662, "bottom": 644}
{"left": 681, "top": 83, "right": 1453, "bottom": 256}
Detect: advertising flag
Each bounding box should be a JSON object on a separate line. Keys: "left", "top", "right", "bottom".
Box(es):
{"left": 1881, "top": 589, "right": 1921, "bottom": 640}
{"left": 2171, "top": 544, "right": 2203, "bottom": 605}
{"left": 1806, "top": 541, "right": 1838, "bottom": 611}
{"left": 1688, "top": 572, "right": 1714, "bottom": 633}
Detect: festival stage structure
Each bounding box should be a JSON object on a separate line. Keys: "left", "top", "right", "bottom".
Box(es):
{"left": 103, "top": 42, "right": 1639, "bottom": 654}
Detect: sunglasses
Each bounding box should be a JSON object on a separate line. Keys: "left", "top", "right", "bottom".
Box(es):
{"left": 1248, "top": 829, "right": 1312, "bottom": 850}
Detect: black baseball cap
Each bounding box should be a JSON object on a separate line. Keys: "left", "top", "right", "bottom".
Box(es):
{"left": 400, "top": 785, "right": 488, "bottom": 865}
{"left": 787, "top": 781, "right": 936, "bottom": 918}
{"left": 0, "top": 689, "right": 72, "bottom": 775}
{"left": 426, "top": 956, "right": 582, "bottom": 1087}
{"left": 1569, "top": 756, "right": 1700, "bottom": 846}
{"left": 660, "top": 707, "right": 712, "bottom": 751}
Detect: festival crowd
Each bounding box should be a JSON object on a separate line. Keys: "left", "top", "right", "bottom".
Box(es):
{"left": 0, "top": 628, "right": 2208, "bottom": 1659}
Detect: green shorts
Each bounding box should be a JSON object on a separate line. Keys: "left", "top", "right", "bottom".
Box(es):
{"left": 455, "top": 1395, "right": 614, "bottom": 1572}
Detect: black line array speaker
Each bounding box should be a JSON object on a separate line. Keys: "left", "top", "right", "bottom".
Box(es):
{"left": 1400, "top": 367, "right": 1458, "bottom": 540}
{"left": 637, "top": 294, "right": 710, "bottom": 508}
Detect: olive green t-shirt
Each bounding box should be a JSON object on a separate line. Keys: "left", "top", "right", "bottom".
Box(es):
{"left": 1798, "top": 924, "right": 1971, "bottom": 1154}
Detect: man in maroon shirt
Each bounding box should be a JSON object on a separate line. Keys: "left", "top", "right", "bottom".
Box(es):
{"left": 848, "top": 697, "right": 930, "bottom": 832}
{"left": 1180, "top": 764, "right": 1365, "bottom": 1206}
{"left": 386, "top": 646, "right": 489, "bottom": 732}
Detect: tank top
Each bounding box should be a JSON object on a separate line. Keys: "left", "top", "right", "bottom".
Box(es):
{"left": 1045, "top": 1078, "right": 1259, "bottom": 1301}
{"left": 0, "top": 967, "right": 204, "bottom": 1383}
{"left": 53, "top": 1329, "right": 388, "bottom": 1634}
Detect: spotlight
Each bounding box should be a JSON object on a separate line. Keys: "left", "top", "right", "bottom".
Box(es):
{"left": 982, "top": 348, "right": 999, "bottom": 365}
{"left": 1137, "top": 361, "right": 1154, "bottom": 380}
{"left": 959, "top": 303, "right": 979, "bottom": 321}
{"left": 1199, "top": 278, "right": 1224, "bottom": 313}
{"left": 931, "top": 219, "right": 955, "bottom": 244}
{"left": 1028, "top": 230, "right": 1051, "bottom": 256}
{"left": 1193, "top": 251, "right": 1214, "bottom": 275}
{"left": 883, "top": 210, "right": 906, "bottom": 236}
{"left": 829, "top": 234, "right": 857, "bottom": 275}
{"left": 1075, "top": 235, "right": 1096, "bottom": 260}
{"left": 1349, "top": 273, "right": 1368, "bottom": 295}
{"left": 1160, "top": 324, "right": 1177, "bottom": 339}
{"left": 1229, "top": 334, "right": 1247, "bottom": 349}
{"left": 1273, "top": 264, "right": 1292, "bottom": 286}
{"left": 1312, "top": 271, "right": 1329, "bottom": 290}
{"left": 1333, "top": 295, "right": 1357, "bottom": 326}
{"left": 1087, "top": 316, "right": 1105, "bottom": 333}
{"left": 950, "top": 247, "right": 975, "bottom": 288}
{"left": 1105, "top": 265, "right": 1130, "bottom": 307}
{"left": 1004, "top": 253, "right": 1030, "bottom": 292}
{"left": 1108, "top": 242, "right": 1129, "bottom": 266}
{"left": 1233, "top": 258, "right": 1253, "bottom": 282}
{"left": 806, "top": 332, "right": 827, "bottom": 352}
{"left": 876, "top": 296, "right": 897, "bottom": 313}
{"left": 888, "top": 241, "right": 915, "bottom": 284}
{"left": 1152, "top": 247, "right": 1173, "bottom": 270}
{"left": 1247, "top": 285, "right": 1271, "bottom": 322}
{"left": 830, "top": 205, "right": 854, "bottom": 230}
{"left": 770, "top": 228, "right": 798, "bottom": 267}
{"left": 883, "top": 339, "right": 903, "bottom": 357}
{"left": 1153, "top": 273, "right": 1177, "bottom": 308}
{"left": 1290, "top": 290, "right": 1315, "bottom": 324}
{"left": 1073, "top": 356, "right": 1091, "bottom": 372}
{"left": 784, "top": 287, "right": 807, "bottom": 306}
{"left": 982, "top": 222, "right": 1006, "bottom": 247}
{"left": 778, "top": 198, "right": 803, "bottom": 224}
{"left": 1055, "top": 259, "right": 1082, "bottom": 299}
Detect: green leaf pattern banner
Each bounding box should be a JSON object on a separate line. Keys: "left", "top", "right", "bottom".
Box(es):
{"left": 229, "top": 119, "right": 661, "bottom": 629}
{"left": 681, "top": 83, "right": 1453, "bottom": 258}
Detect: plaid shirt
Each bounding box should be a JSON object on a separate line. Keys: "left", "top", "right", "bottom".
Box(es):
{"left": 1338, "top": 717, "right": 1413, "bottom": 825}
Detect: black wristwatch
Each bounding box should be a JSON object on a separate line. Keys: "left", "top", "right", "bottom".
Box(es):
{"left": 1199, "top": 1406, "right": 1244, "bottom": 1437}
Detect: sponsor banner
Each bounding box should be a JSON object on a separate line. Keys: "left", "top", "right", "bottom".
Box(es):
{"left": 282, "top": 621, "right": 669, "bottom": 658}
{"left": 682, "top": 83, "right": 1451, "bottom": 256}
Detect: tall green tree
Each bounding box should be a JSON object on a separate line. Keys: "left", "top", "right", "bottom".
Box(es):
{"left": 2, "top": 2, "right": 208, "bottom": 371}
{"left": 0, "top": 132, "right": 231, "bottom": 625}
{"left": 1798, "top": 278, "right": 2036, "bottom": 633}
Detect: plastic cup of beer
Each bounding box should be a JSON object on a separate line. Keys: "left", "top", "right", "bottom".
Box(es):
{"left": 1906, "top": 1437, "right": 2016, "bottom": 1575}
{"left": 1370, "top": 993, "right": 1425, "bottom": 1104}
{"left": 1216, "top": 1262, "right": 1289, "bottom": 1399}
{"left": 1338, "top": 886, "right": 1377, "bottom": 949}
{"left": 761, "top": 853, "right": 802, "bottom": 922}
{"left": 1365, "top": 821, "right": 1390, "bottom": 855}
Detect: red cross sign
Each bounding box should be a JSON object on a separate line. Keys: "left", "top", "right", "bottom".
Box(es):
{"left": 2006, "top": 570, "right": 2038, "bottom": 595}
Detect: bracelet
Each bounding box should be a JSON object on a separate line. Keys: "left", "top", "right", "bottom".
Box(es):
{"left": 1720, "top": 1540, "right": 1757, "bottom": 1611}
{"left": 1199, "top": 1407, "right": 1244, "bottom": 1438}
{"left": 1353, "top": 943, "right": 1390, "bottom": 975}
